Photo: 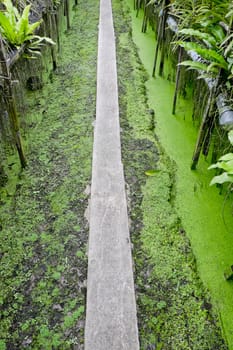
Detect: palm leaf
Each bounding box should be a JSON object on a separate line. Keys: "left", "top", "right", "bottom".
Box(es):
{"left": 178, "top": 28, "right": 216, "bottom": 47}
{"left": 177, "top": 41, "right": 228, "bottom": 70}
{"left": 178, "top": 60, "right": 210, "bottom": 72}
{"left": 210, "top": 25, "right": 225, "bottom": 43}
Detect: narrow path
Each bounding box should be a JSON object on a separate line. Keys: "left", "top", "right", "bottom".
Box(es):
{"left": 84, "top": 0, "right": 139, "bottom": 349}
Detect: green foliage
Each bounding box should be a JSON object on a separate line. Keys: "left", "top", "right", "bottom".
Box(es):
{"left": 0, "top": 340, "right": 6, "bottom": 350}
{"left": 63, "top": 306, "right": 85, "bottom": 329}
{"left": 0, "top": 0, "right": 98, "bottom": 346}
{"left": 172, "top": 0, "right": 233, "bottom": 84}
{"left": 113, "top": 0, "right": 228, "bottom": 346}
{"left": 36, "top": 326, "right": 62, "bottom": 349}
{"left": 178, "top": 28, "right": 218, "bottom": 47}
{"left": 145, "top": 169, "right": 160, "bottom": 176}
{"left": 209, "top": 131, "right": 233, "bottom": 186}
{"left": 178, "top": 59, "right": 218, "bottom": 74}
{"left": 0, "top": 0, "right": 41, "bottom": 46}
{"left": 0, "top": 0, "right": 54, "bottom": 55}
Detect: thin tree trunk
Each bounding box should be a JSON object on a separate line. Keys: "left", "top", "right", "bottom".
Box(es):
{"left": 48, "top": 13, "right": 57, "bottom": 70}
{"left": 55, "top": 12, "right": 61, "bottom": 53}
{"left": 191, "top": 89, "right": 215, "bottom": 170}
{"left": 172, "top": 46, "right": 183, "bottom": 115}
{"left": 159, "top": 0, "right": 168, "bottom": 77}
{"left": 141, "top": 0, "right": 149, "bottom": 33}
{"left": 65, "top": 0, "right": 70, "bottom": 30}
{"left": 0, "top": 37, "right": 27, "bottom": 168}
{"left": 152, "top": 9, "right": 162, "bottom": 77}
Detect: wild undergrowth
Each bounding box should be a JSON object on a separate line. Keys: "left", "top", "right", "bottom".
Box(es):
{"left": 0, "top": 1, "right": 98, "bottom": 348}
{"left": 112, "top": 0, "right": 228, "bottom": 348}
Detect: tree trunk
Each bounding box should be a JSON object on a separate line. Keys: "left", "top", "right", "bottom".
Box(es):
{"left": 0, "top": 36, "right": 27, "bottom": 168}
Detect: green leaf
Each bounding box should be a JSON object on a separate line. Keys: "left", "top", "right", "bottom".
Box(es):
{"left": 25, "top": 19, "right": 42, "bottom": 36}
{"left": 76, "top": 250, "right": 84, "bottom": 258}
{"left": 207, "top": 61, "right": 222, "bottom": 73}
{"left": 0, "top": 12, "right": 16, "bottom": 43}
{"left": 0, "top": 0, "right": 48, "bottom": 48}
{"left": 220, "top": 160, "right": 233, "bottom": 173}
{"left": 145, "top": 169, "right": 160, "bottom": 176}
{"left": 210, "top": 172, "right": 233, "bottom": 186}
{"left": 0, "top": 340, "right": 6, "bottom": 350}
{"left": 178, "top": 28, "right": 216, "bottom": 47}
{"left": 3, "top": 0, "right": 17, "bottom": 26}
{"left": 219, "top": 153, "right": 233, "bottom": 161}
{"left": 208, "top": 159, "right": 233, "bottom": 173}
{"left": 16, "top": 4, "right": 31, "bottom": 44}
{"left": 209, "top": 25, "right": 225, "bottom": 43}
{"left": 52, "top": 271, "right": 61, "bottom": 280}
{"left": 32, "top": 35, "right": 55, "bottom": 45}
{"left": 228, "top": 130, "right": 233, "bottom": 145}
{"left": 208, "top": 162, "right": 221, "bottom": 170}
{"left": 177, "top": 41, "right": 228, "bottom": 70}
{"left": 179, "top": 60, "right": 210, "bottom": 72}
{"left": 225, "top": 39, "right": 233, "bottom": 58}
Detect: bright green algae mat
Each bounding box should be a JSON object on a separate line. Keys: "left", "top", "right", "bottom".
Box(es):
{"left": 0, "top": 1, "right": 98, "bottom": 348}
{"left": 121, "top": 0, "right": 233, "bottom": 348}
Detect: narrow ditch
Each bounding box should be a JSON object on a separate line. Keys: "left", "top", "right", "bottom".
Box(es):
{"left": 112, "top": 0, "right": 228, "bottom": 349}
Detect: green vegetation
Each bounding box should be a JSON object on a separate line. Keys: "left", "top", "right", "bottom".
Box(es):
{"left": 125, "top": 0, "right": 233, "bottom": 347}
{"left": 0, "top": 0, "right": 233, "bottom": 348}
{"left": 0, "top": 0, "right": 41, "bottom": 46}
{"left": 209, "top": 130, "right": 233, "bottom": 186}
{"left": 0, "top": 0, "right": 98, "bottom": 347}
{"left": 171, "top": 0, "right": 233, "bottom": 84}
{"left": 113, "top": 0, "right": 228, "bottom": 348}
{"left": 0, "top": 0, "right": 54, "bottom": 53}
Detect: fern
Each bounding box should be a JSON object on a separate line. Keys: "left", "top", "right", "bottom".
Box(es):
{"left": 178, "top": 28, "right": 216, "bottom": 47}
{"left": 176, "top": 41, "right": 228, "bottom": 70}
{"left": 178, "top": 60, "right": 211, "bottom": 72}
{"left": 0, "top": 0, "right": 42, "bottom": 47}
{"left": 0, "top": 11, "right": 16, "bottom": 43}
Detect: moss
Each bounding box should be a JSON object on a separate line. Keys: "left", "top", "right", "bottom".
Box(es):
{"left": 0, "top": 0, "right": 98, "bottom": 348}
{"left": 112, "top": 0, "right": 228, "bottom": 348}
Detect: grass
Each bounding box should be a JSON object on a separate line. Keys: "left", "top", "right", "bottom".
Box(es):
{"left": 0, "top": 0, "right": 98, "bottom": 348}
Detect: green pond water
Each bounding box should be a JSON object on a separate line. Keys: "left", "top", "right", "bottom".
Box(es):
{"left": 125, "top": 0, "right": 233, "bottom": 348}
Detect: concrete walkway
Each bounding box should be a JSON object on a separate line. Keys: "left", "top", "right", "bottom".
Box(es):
{"left": 84, "top": 0, "right": 139, "bottom": 349}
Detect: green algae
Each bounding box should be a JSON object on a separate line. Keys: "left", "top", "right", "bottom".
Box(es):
{"left": 122, "top": 1, "right": 233, "bottom": 348}
{"left": 0, "top": 1, "right": 98, "bottom": 348}
{"left": 113, "top": 0, "right": 228, "bottom": 348}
